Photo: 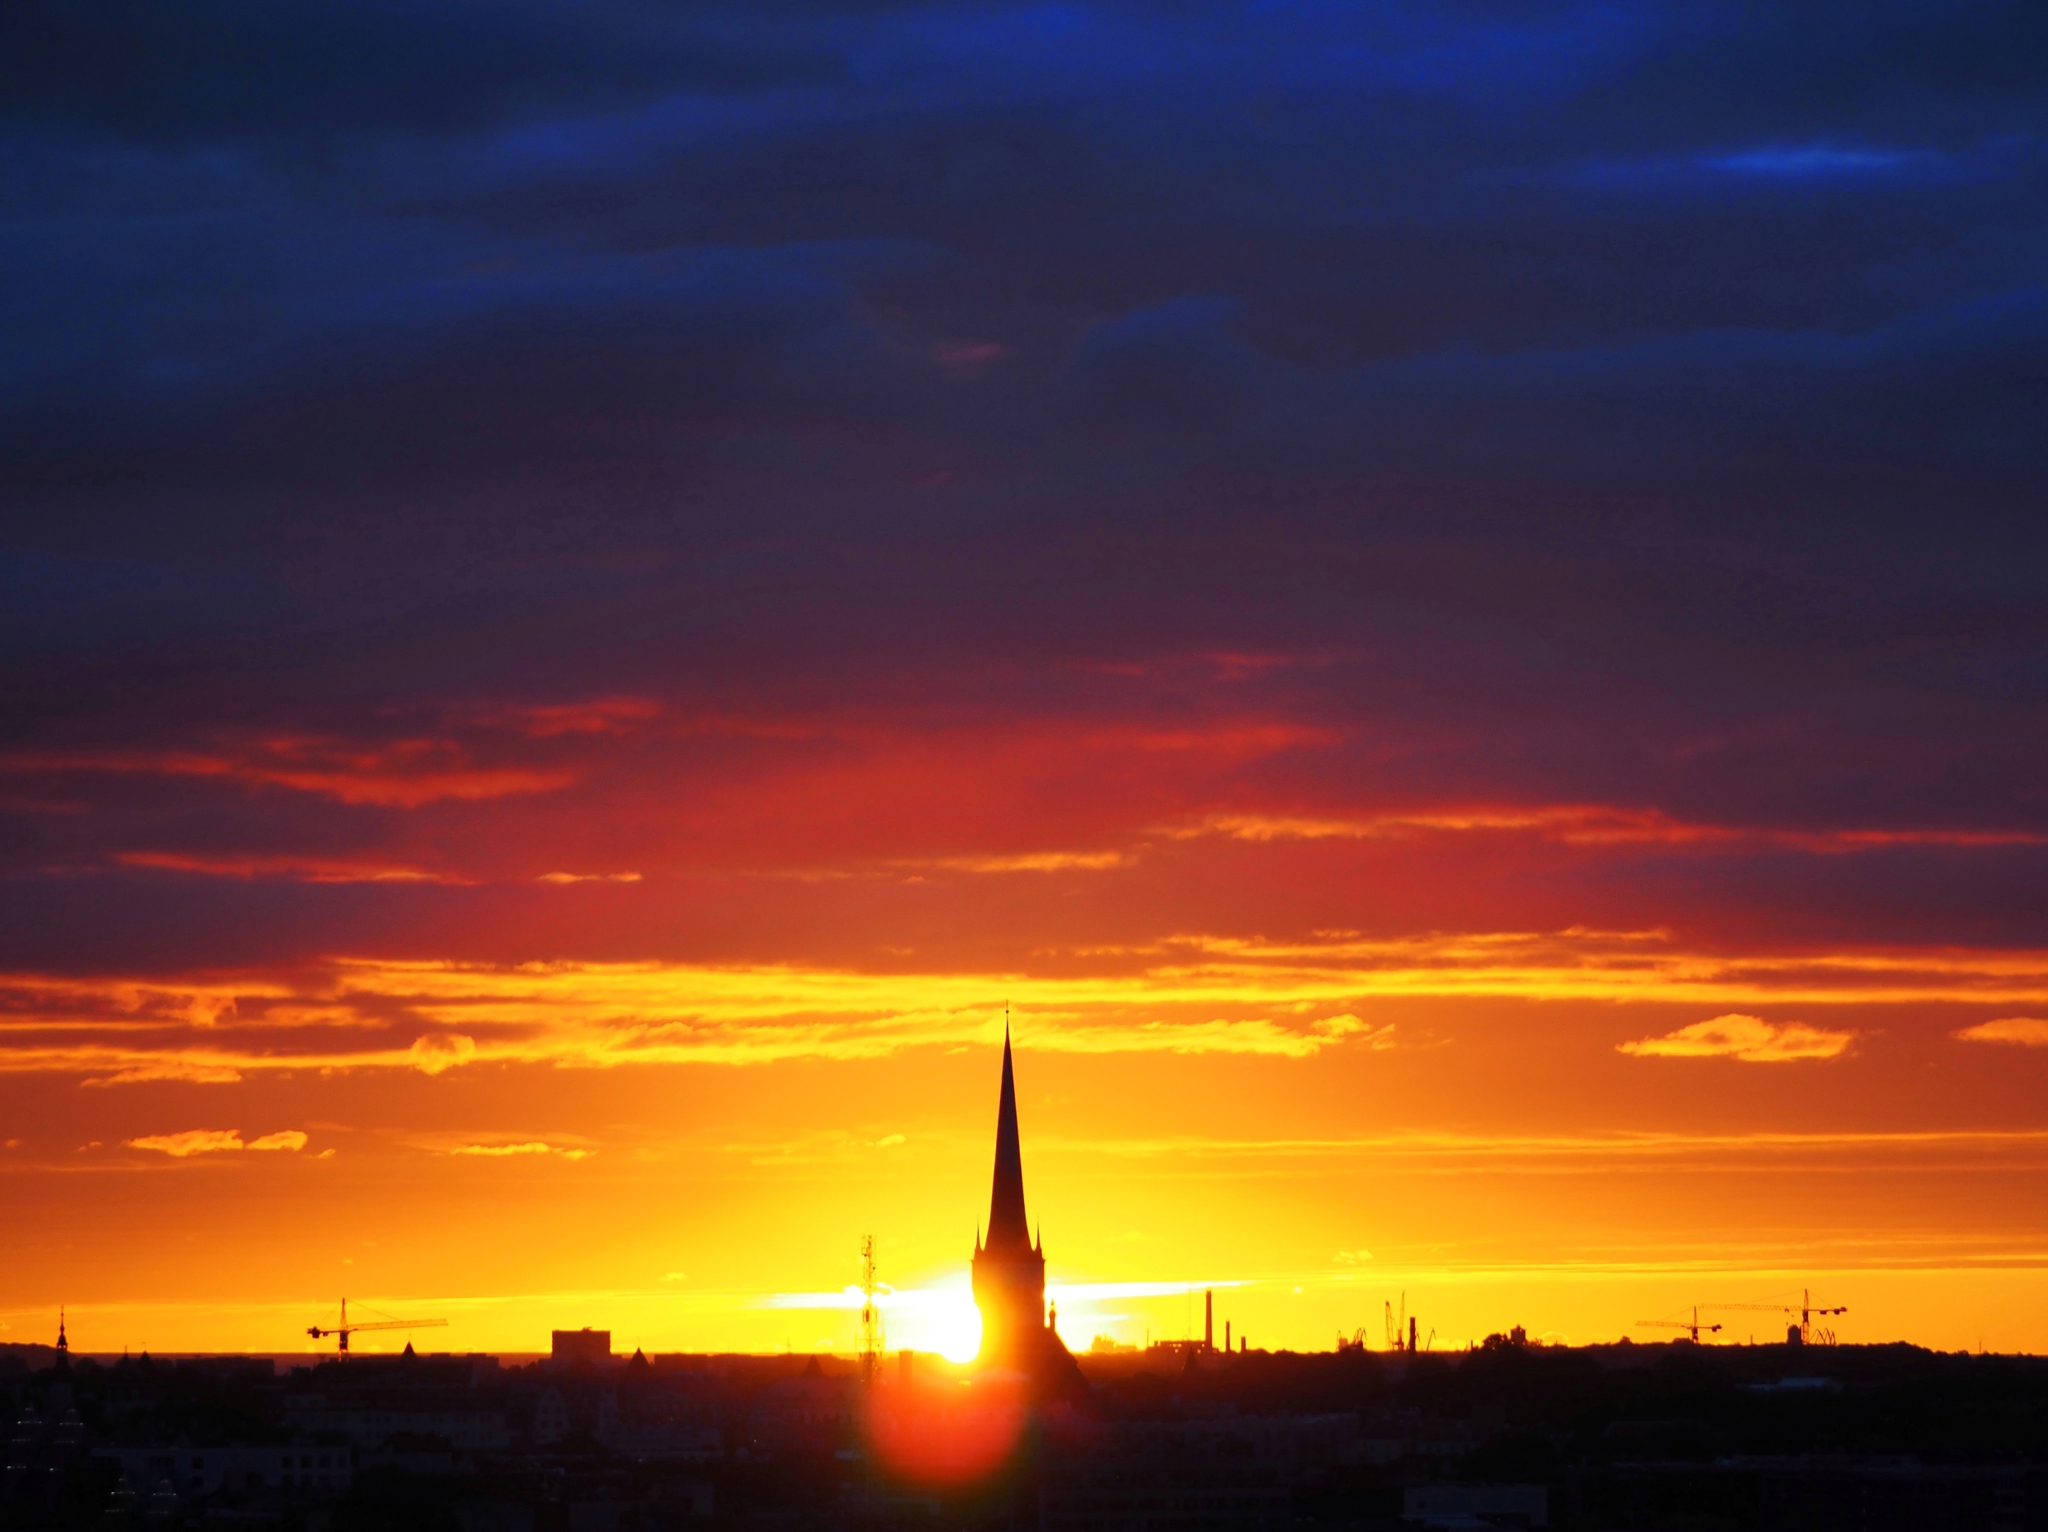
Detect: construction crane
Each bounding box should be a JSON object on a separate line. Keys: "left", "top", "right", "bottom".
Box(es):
{"left": 1384, "top": 1295, "right": 1421, "bottom": 1353}
{"left": 1636, "top": 1307, "right": 1722, "bottom": 1343}
{"left": 306, "top": 1298, "right": 447, "bottom": 1355}
{"left": 1702, "top": 1289, "right": 1846, "bottom": 1345}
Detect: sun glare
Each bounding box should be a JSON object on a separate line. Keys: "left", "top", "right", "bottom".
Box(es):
{"left": 926, "top": 1296, "right": 983, "bottom": 1364}
{"left": 764, "top": 1278, "right": 984, "bottom": 1363}
{"left": 884, "top": 1283, "right": 982, "bottom": 1364}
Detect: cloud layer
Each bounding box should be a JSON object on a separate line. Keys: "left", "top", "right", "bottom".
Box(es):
{"left": 4, "top": 937, "right": 2046, "bottom": 1083}
{"left": 126, "top": 1128, "right": 308, "bottom": 1157}
{"left": 1619, "top": 1014, "right": 1857, "bottom": 1063}
{"left": 1955, "top": 1017, "right": 2048, "bottom": 1047}
{"left": 3, "top": 0, "right": 2047, "bottom": 1351}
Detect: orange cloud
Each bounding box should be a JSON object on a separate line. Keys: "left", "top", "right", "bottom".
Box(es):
{"left": 1313, "top": 1014, "right": 1397, "bottom": 1048}
{"left": 125, "top": 1128, "right": 308, "bottom": 1156}
{"left": 116, "top": 851, "right": 463, "bottom": 884}
{"left": 1181, "top": 806, "right": 2048, "bottom": 852}
{"left": 127, "top": 1129, "right": 248, "bottom": 1157}
{"left": 1182, "top": 806, "right": 1712, "bottom": 844}
{"left": 449, "top": 1142, "right": 592, "bottom": 1159}
{"left": 1618, "top": 1014, "right": 1856, "bottom": 1062}
{"left": 0, "top": 974, "right": 264, "bottom": 1028}
{"left": 406, "top": 1032, "right": 478, "bottom": 1074}
{"left": 8, "top": 930, "right": 2048, "bottom": 1084}
{"left": 912, "top": 851, "right": 1128, "bottom": 874}
{"left": 490, "top": 697, "right": 663, "bottom": 738}
{"left": 1028, "top": 1125, "right": 2048, "bottom": 1163}
{"left": 1955, "top": 1017, "right": 2048, "bottom": 1047}
{"left": 85, "top": 1060, "right": 246, "bottom": 1087}
{"left": 5, "top": 736, "right": 572, "bottom": 807}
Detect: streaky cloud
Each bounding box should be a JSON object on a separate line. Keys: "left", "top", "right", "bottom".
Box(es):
{"left": 1619, "top": 1013, "right": 1855, "bottom": 1063}
{"left": 1955, "top": 1016, "right": 2048, "bottom": 1047}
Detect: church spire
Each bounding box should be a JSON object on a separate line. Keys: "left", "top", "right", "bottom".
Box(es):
{"left": 986, "top": 1015, "right": 1030, "bottom": 1252}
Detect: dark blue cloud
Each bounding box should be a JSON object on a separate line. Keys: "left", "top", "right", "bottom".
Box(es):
{"left": 1, "top": 0, "right": 2045, "bottom": 837}
{"left": 0, "top": 0, "right": 867, "bottom": 142}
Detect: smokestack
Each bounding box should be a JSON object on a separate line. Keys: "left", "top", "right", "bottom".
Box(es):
{"left": 1409, "top": 1316, "right": 1418, "bottom": 1353}
{"left": 1225, "top": 1321, "right": 1231, "bottom": 1354}
{"left": 1205, "top": 1290, "right": 1214, "bottom": 1352}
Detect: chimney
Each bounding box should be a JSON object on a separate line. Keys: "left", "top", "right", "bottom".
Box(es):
{"left": 1205, "top": 1290, "right": 1214, "bottom": 1352}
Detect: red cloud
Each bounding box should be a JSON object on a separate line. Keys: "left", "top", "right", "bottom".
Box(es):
{"left": 470, "top": 697, "right": 663, "bottom": 738}
{"left": 5, "top": 736, "right": 573, "bottom": 807}
{"left": 116, "top": 851, "right": 467, "bottom": 884}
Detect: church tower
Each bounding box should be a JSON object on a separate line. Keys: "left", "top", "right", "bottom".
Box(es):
{"left": 971, "top": 1024, "right": 1047, "bottom": 1368}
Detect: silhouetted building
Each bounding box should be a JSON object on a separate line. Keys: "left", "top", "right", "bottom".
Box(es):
{"left": 95, "top": 1444, "right": 353, "bottom": 1499}
{"left": 970, "top": 1027, "right": 1085, "bottom": 1397}
{"left": 40, "top": 1310, "right": 76, "bottom": 1420}
{"left": 531, "top": 1385, "right": 572, "bottom": 1445}
{"left": 1042, "top": 1417, "right": 1290, "bottom": 1530}
{"left": 552, "top": 1328, "right": 612, "bottom": 1368}
{"left": 1404, "top": 1483, "right": 1547, "bottom": 1528}
{"left": 282, "top": 1354, "right": 511, "bottom": 1452}
{"left": 971, "top": 1027, "right": 1042, "bottom": 1369}
{"left": 749, "top": 1355, "right": 858, "bottom": 1457}
{"left": 1582, "top": 1457, "right": 2036, "bottom": 1532}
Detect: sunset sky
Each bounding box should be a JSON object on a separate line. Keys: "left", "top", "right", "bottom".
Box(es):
{"left": 4, "top": 0, "right": 2048, "bottom": 1360}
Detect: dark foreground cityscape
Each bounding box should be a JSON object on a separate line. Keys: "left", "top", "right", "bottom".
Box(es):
{"left": 14, "top": 1317, "right": 2048, "bottom": 1531}
{"left": 9, "top": 1039, "right": 2048, "bottom": 1532}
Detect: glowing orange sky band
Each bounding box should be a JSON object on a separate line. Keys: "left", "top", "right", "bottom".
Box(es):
{"left": 1, "top": 935, "right": 2046, "bottom": 1079}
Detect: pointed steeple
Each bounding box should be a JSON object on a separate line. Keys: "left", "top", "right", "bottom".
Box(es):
{"left": 986, "top": 1019, "right": 1030, "bottom": 1252}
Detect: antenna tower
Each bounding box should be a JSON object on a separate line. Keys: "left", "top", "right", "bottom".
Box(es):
{"left": 858, "top": 1235, "right": 883, "bottom": 1388}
